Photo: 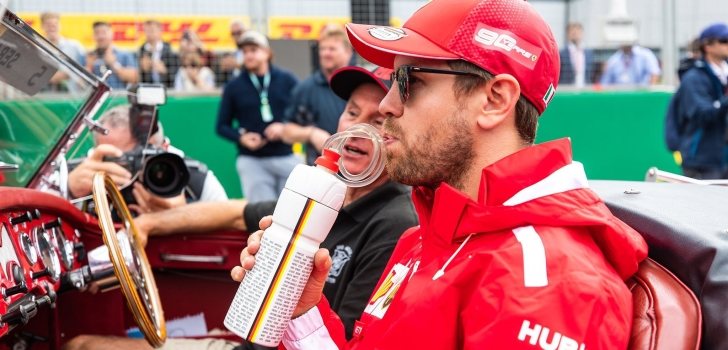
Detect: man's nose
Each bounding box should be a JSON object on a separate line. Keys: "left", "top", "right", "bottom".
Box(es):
{"left": 379, "top": 87, "right": 403, "bottom": 119}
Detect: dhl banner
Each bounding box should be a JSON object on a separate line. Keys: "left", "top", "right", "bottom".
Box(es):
{"left": 20, "top": 13, "right": 402, "bottom": 51}
{"left": 20, "top": 13, "right": 251, "bottom": 51}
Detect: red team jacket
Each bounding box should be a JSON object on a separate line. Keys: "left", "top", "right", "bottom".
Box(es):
{"left": 281, "top": 139, "right": 648, "bottom": 350}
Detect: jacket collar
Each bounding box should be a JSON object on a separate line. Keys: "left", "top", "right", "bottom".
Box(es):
{"left": 313, "top": 70, "right": 329, "bottom": 86}
{"left": 412, "top": 138, "right": 584, "bottom": 244}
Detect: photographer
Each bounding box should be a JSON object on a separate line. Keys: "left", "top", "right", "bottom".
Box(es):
{"left": 68, "top": 104, "right": 227, "bottom": 213}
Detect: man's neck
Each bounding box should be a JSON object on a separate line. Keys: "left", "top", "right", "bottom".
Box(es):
{"left": 253, "top": 62, "right": 269, "bottom": 76}
{"left": 705, "top": 54, "right": 726, "bottom": 67}
{"left": 322, "top": 67, "right": 337, "bottom": 81}
{"left": 458, "top": 133, "right": 530, "bottom": 201}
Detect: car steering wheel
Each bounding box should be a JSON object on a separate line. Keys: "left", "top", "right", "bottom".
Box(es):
{"left": 92, "top": 172, "right": 166, "bottom": 347}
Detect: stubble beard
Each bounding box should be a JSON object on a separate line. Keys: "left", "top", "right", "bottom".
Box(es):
{"left": 383, "top": 111, "right": 475, "bottom": 191}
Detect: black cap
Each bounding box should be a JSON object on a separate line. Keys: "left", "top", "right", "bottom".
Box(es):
{"left": 329, "top": 66, "right": 392, "bottom": 101}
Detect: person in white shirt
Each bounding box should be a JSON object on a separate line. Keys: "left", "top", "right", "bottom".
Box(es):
{"left": 558, "top": 22, "right": 594, "bottom": 87}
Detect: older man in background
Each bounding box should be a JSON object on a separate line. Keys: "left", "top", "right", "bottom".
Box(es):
{"left": 282, "top": 25, "right": 354, "bottom": 164}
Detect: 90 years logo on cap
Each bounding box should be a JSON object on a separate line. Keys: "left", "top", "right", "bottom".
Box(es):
{"left": 368, "top": 27, "right": 407, "bottom": 41}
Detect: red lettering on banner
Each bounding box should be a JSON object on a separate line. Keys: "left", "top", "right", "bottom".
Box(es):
{"left": 278, "top": 24, "right": 312, "bottom": 39}
{"left": 111, "top": 21, "right": 141, "bottom": 42}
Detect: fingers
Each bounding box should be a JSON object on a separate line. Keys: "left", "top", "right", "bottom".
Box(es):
{"left": 264, "top": 123, "right": 283, "bottom": 141}
{"left": 131, "top": 186, "right": 151, "bottom": 214}
{"left": 245, "top": 230, "right": 262, "bottom": 255}
{"left": 94, "top": 162, "right": 132, "bottom": 184}
{"left": 241, "top": 255, "right": 255, "bottom": 271}
{"left": 128, "top": 204, "right": 143, "bottom": 216}
{"left": 259, "top": 216, "right": 273, "bottom": 230}
{"left": 89, "top": 144, "right": 124, "bottom": 162}
{"left": 311, "top": 248, "right": 332, "bottom": 283}
{"left": 231, "top": 266, "right": 245, "bottom": 282}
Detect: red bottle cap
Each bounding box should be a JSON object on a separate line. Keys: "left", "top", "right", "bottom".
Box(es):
{"left": 315, "top": 148, "right": 341, "bottom": 173}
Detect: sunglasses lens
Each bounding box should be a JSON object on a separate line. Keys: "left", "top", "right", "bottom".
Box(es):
{"left": 395, "top": 67, "right": 409, "bottom": 103}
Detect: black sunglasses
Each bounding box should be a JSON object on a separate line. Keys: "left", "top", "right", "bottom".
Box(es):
{"left": 391, "top": 65, "right": 482, "bottom": 103}
{"left": 720, "top": 39, "right": 728, "bottom": 44}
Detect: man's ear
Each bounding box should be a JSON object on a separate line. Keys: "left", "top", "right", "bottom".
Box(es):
{"left": 476, "top": 74, "right": 520, "bottom": 131}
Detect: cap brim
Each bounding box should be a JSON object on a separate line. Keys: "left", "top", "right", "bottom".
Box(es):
{"left": 346, "top": 23, "right": 458, "bottom": 68}
{"left": 330, "top": 66, "right": 389, "bottom": 101}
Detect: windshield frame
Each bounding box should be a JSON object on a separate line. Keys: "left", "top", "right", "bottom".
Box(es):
{"left": 1, "top": 10, "right": 111, "bottom": 189}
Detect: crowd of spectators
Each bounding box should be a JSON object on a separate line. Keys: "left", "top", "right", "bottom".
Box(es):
{"left": 38, "top": 13, "right": 264, "bottom": 93}
{"left": 40, "top": 12, "right": 678, "bottom": 95}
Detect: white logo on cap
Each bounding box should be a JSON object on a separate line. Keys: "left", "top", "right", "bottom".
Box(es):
{"left": 474, "top": 28, "right": 538, "bottom": 62}
{"left": 368, "top": 27, "right": 407, "bottom": 41}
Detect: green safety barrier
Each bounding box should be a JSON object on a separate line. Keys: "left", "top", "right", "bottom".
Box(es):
{"left": 156, "top": 90, "right": 680, "bottom": 198}
{"left": 537, "top": 89, "right": 680, "bottom": 182}
{"left": 2, "top": 90, "right": 681, "bottom": 199}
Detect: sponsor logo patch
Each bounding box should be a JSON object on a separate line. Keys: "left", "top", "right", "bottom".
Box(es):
{"left": 368, "top": 26, "right": 407, "bottom": 41}
{"left": 518, "top": 320, "right": 587, "bottom": 350}
{"left": 472, "top": 23, "right": 542, "bottom": 70}
{"left": 327, "top": 245, "right": 353, "bottom": 283}
{"left": 543, "top": 83, "right": 555, "bottom": 105}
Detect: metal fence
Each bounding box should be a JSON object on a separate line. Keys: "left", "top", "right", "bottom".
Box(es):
{"left": 7, "top": 0, "right": 728, "bottom": 91}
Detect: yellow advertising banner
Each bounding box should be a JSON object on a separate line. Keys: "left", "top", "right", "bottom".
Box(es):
{"left": 19, "top": 13, "right": 403, "bottom": 50}
{"left": 20, "top": 13, "right": 250, "bottom": 51}
{"left": 268, "top": 16, "right": 350, "bottom": 40}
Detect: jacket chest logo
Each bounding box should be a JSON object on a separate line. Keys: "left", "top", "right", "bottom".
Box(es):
{"left": 363, "top": 261, "right": 414, "bottom": 319}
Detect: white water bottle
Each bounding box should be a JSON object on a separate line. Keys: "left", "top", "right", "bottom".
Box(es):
{"left": 224, "top": 149, "right": 346, "bottom": 346}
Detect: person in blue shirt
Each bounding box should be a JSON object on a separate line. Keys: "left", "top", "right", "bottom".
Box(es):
{"left": 281, "top": 25, "right": 353, "bottom": 165}
{"left": 665, "top": 23, "right": 728, "bottom": 179}
{"left": 216, "top": 31, "right": 300, "bottom": 202}
{"left": 85, "top": 21, "right": 139, "bottom": 90}
{"left": 600, "top": 43, "right": 661, "bottom": 86}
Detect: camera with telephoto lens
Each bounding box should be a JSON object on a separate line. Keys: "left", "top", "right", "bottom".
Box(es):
{"left": 109, "top": 84, "right": 190, "bottom": 201}
{"left": 105, "top": 145, "right": 190, "bottom": 199}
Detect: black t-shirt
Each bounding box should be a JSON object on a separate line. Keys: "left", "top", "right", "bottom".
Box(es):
{"left": 242, "top": 181, "right": 418, "bottom": 340}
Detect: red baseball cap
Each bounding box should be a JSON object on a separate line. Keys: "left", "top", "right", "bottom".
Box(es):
{"left": 346, "top": 0, "right": 560, "bottom": 114}
{"left": 329, "top": 66, "right": 392, "bottom": 100}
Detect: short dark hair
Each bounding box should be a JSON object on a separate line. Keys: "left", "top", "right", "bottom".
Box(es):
{"left": 92, "top": 21, "right": 111, "bottom": 30}
{"left": 447, "top": 60, "right": 540, "bottom": 144}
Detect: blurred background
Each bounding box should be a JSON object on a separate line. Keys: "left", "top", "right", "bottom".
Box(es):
{"left": 6, "top": 0, "right": 727, "bottom": 197}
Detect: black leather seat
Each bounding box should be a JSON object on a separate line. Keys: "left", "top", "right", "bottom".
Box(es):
{"left": 591, "top": 180, "right": 728, "bottom": 350}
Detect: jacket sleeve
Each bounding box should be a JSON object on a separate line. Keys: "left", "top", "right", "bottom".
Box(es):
{"left": 243, "top": 201, "right": 277, "bottom": 231}
{"left": 216, "top": 83, "right": 242, "bottom": 143}
{"left": 281, "top": 297, "right": 348, "bottom": 350}
{"left": 678, "top": 72, "right": 728, "bottom": 127}
{"left": 460, "top": 264, "right": 632, "bottom": 349}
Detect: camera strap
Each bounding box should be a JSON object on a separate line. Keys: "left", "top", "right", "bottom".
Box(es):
{"left": 249, "top": 71, "right": 273, "bottom": 123}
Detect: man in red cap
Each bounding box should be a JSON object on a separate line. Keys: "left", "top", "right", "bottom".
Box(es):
{"left": 236, "top": 0, "right": 648, "bottom": 349}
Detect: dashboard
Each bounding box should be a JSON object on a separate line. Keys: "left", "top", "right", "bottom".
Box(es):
{"left": 0, "top": 188, "right": 94, "bottom": 339}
